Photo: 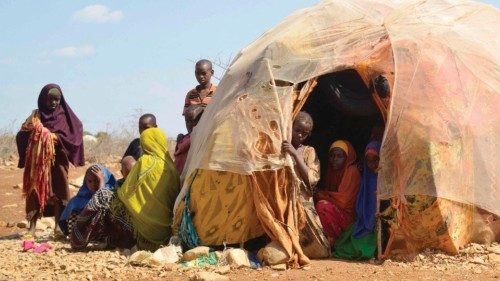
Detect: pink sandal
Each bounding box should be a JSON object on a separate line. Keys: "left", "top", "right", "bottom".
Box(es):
{"left": 33, "top": 243, "right": 53, "bottom": 253}
{"left": 21, "top": 240, "right": 35, "bottom": 251}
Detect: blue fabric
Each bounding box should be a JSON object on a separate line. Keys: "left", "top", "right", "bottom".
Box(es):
{"left": 352, "top": 141, "right": 381, "bottom": 238}
{"left": 60, "top": 164, "right": 116, "bottom": 222}
{"left": 179, "top": 188, "right": 200, "bottom": 250}
{"left": 248, "top": 252, "right": 261, "bottom": 269}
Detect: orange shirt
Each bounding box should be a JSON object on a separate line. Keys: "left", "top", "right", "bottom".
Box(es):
{"left": 183, "top": 84, "right": 217, "bottom": 114}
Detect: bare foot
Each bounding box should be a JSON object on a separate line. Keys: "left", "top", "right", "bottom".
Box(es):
{"left": 28, "top": 219, "right": 37, "bottom": 236}
{"left": 53, "top": 226, "right": 65, "bottom": 241}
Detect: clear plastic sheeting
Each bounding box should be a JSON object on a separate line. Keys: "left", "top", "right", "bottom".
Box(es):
{"left": 179, "top": 0, "right": 500, "bottom": 217}
{"left": 378, "top": 0, "right": 500, "bottom": 216}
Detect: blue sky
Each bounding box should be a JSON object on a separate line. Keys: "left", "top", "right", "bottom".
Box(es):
{"left": 1, "top": 0, "right": 499, "bottom": 138}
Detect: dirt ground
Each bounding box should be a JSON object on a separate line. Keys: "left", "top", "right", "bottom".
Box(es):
{"left": 0, "top": 165, "right": 499, "bottom": 281}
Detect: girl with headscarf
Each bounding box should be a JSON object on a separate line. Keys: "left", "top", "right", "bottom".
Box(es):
{"left": 315, "top": 140, "right": 361, "bottom": 246}
{"left": 70, "top": 128, "right": 180, "bottom": 251}
{"left": 59, "top": 164, "right": 116, "bottom": 236}
{"left": 333, "top": 141, "right": 381, "bottom": 259}
{"left": 16, "top": 84, "right": 84, "bottom": 237}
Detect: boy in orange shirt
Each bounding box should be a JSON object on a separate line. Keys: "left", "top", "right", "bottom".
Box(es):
{"left": 183, "top": 59, "right": 216, "bottom": 115}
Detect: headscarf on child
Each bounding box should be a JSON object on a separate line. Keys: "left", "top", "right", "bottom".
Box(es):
{"left": 59, "top": 164, "right": 116, "bottom": 234}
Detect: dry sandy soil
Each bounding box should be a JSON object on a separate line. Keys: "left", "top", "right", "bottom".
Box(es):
{"left": 0, "top": 164, "right": 499, "bottom": 281}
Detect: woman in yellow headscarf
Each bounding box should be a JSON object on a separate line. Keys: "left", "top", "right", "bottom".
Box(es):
{"left": 118, "top": 127, "right": 180, "bottom": 249}
{"left": 315, "top": 140, "right": 361, "bottom": 246}
{"left": 70, "top": 128, "right": 180, "bottom": 251}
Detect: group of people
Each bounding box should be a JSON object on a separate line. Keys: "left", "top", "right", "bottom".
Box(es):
{"left": 15, "top": 58, "right": 382, "bottom": 261}
{"left": 16, "top": 59, "right": 214, "bottom": 250}
{"left": 284, "top": 112, "right": 381, "bottom": 260}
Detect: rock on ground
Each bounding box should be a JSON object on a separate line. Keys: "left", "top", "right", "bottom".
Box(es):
{"left": 258, "top": 241, "right": 289, "bottom": 265}
{"left": 182, "top": 246, "right": 210, "bottom": 261}
{"left": 190, "top": 271, "right": 229, "bottom": 281}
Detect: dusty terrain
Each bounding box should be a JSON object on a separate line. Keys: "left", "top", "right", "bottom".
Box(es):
{"left": 0, "top": 164, "right": 499, "bottom": 281}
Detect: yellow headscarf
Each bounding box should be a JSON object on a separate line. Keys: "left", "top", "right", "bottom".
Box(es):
{"left": 118, "top": 128, "right": 180, "bottom": 250}
{"left": 330, "top": 140, "right": 349, "bottom": 154}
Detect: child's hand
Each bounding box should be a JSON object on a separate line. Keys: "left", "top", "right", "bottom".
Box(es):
{"left": 282, "top": 141, "right": 298, "bottom": 157}
{"left": 90, "top": 165, "right": 105, "bottom": 189}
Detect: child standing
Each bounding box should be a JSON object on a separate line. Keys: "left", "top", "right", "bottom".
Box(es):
{"left": 282, "top": 111, "right": 330, "bottom": 259}
{"left": 183, "top": 59, "right": 216, "bottom": 115}
{"left": 174, "top": 105, "right": 204, "bottom": 174}
{"left": 16, "top": 84, "right": 84, "bottom": 237}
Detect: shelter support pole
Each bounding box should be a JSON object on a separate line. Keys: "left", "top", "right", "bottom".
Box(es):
{"left": 377, "top": 194, "right": 383, "bottom": 259}
{"left": 292, "top": 78, "right": 318, "bottom": 119}
{"left": 265, "top": 58, "right": 301, "bottom": 229}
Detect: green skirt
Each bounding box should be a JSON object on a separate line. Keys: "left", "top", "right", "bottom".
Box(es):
{"left": 332, "top": 224, "right": 376, "bottom": 260}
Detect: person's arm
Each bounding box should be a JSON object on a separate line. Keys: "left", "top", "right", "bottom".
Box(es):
{"left": 305, "top": 147, "right": 320, "bottom": 191}
{"left": 183, "top": 90, "right": 192, "bottom": 114}
{"left": 90, "top": 165, "right": 105, "bottom": 189}
{"left": 282, "top": 141, "right": 311, "bottom": 187}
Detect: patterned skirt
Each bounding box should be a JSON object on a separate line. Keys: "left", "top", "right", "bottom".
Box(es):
{"left": 70, "top": 189, "right": 135, "bottom": 250}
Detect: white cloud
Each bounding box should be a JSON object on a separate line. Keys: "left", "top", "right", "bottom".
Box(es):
{"left": 50, "top": 45, "right": 95, "bottom": 58}
{"left": 72, "top": 4, "right": 123, "bottom": 23}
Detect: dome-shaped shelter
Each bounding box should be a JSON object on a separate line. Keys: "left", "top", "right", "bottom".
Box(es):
{"left": 174, "top": 0, "right": 500, "bottom": 264}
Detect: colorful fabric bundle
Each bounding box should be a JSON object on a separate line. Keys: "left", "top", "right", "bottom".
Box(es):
{"left": 22, "top": 121, "right": 55, "bottom": 215}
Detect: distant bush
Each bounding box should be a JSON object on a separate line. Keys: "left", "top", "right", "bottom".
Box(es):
{"left": 0, "top": 111, "right": 177, "bottom": 165}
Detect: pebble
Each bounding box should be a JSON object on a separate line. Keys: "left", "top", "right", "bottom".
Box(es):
{"left": 164, "top": 263, "right": 178, "bottom": 272}
{"left": 489, "top": 254, "right": 500, "bottom": 264}
{"left": 39, "top": 217, "right": 55, "bottom": 229}
{"left": 189, "top": 271, "right": 229, "bottom": 281}
{"left": 215, "top": 265, "right": 230, "bottom": 275}
{"left": 36, "top": 223, "right": 48, "bottom": 231}
{"left": 224, "top": 248, "right": 251, "bottom": 268}
{"left": 270, "top": 264, "right": 287, "bottom": 271}
{"left": 182, "top": 246, "right": 210, "bottom": 261}
{"left": 469, "top": 257, "right": 486, "bottom": 265}
{"left": 2, "top": 204, "right": 18, "bottom": 208}
{"left": 487, "top": 245, "right": 500, "bottom": 254}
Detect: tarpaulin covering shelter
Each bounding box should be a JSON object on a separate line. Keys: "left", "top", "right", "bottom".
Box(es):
{"left": 174, "top": 0, "right": 500, "bottom": 262}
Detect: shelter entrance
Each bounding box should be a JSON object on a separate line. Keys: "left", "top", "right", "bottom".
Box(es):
{"left": 298, "top": 69, "right": 385, "bottom": 181}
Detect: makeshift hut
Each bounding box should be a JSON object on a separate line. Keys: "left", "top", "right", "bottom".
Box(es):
{"left": 174, "top": 0, "right": 500, "bottom": 262}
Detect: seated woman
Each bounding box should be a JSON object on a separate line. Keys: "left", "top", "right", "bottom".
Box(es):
{"left": 333, "top": 141, "right": 381, "bottom": 259}
{"left": 59, "top": 164, "right": 116, "bottom": 236}
{"left": 315, "top": 140, "right": 361, "bottom": 246}
{"left": 70, "top": 128, "right": 180, "bottom": 250}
